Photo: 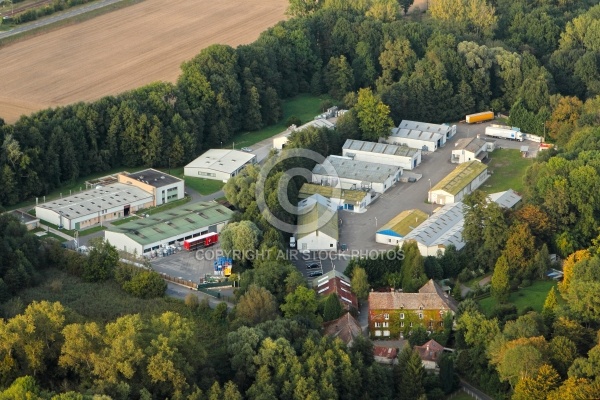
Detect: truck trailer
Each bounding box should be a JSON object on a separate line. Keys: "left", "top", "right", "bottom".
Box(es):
{"left": 183, "top": 232, "right": 218, "bottom": 251}
{"left": 466, "top": 111, "right": 494, "bottom": 124}
{"left": 485, "top": 125, "right": 524, "bottom": 141}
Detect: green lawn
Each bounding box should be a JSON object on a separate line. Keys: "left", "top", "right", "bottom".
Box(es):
{"left": 78, "top": 225, "right": 107, "bottom": 236}
{"left": 481, "top": 149, "right": 533, "bottom": 194}
{"left": 479, "top": 280, "right": 557, "bottom": 316}
{"left": 41, "top": 232, "right": 68, "bottom": 243}
{"left": 225, "top": 94, "right": 333, "bottom": 149}
{"left": 184, "top": 177, "right": 225, "bottom": 195}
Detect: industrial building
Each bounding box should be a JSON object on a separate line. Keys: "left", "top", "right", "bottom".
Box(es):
{"left": 312, "top": 155, "right": 402, "bottom": 194}
{"left": 342, "top": 139, "right": 421, "bottom": 170}
{"left": 184, "top": 149, "right": 257, "bottom": 182}
{"left": 296, "top": 194, "right": 339, "bottom": 251}
{"left": 386, "top": 120, "right": 456, "bottom": 152}
{"left": 428, "top": 161, "right": 489, "bottom": 205}
{"left": 376, "top": 209, "right": 429, "bottom": 246}
{"left": 401, "top": 190, "right": 522, "bottom": 256}
{"left": 9, "top": 210, "right": 40, "bottom": 231}
{"left": 273, "top": 119, "right": 337, "bottom": 150}
{"left": 451, "top": 137, "right": 495, "bottom": 164}
{"left": 118, "top": 169, "right": 184, "bottom": 206}
{"left": 298, "top": 183, "right": 372, "bottom": 213}
{"left": 104, "top": 201, "right": 234, "bottom": 255}
{"left": 35, "top": 184, "right": 154, "bottom": 230}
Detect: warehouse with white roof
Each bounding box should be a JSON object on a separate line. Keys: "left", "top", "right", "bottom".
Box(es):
{"left": 312, "top": 155, "right": 402, "bottom": 194}
{"left": 35, "top": 184, "right": 154, "bottom": 230}
{"left": 342, "top": 139, "right": 421, "bottom": 170}
{"left": 386, "top": 120, "right": 456, "bottom": 152}
{"left": 184, "top": 149, "right": 256, "bottom": 182}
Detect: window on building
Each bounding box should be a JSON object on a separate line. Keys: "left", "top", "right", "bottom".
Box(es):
{"left": 384, "top": 313, "right": 390, "bottom": 320}
{"left": 410, "top": 322, "right": 413, "bottom": 327}
{"left": 383, "top": 330, "right": 390, "bottom": 337}
{"left": 383, "top": 322, "right": 389, "bottom": 328}
{"left": 375, "top": 331, "right": 382, "bottom": 337}
{"left": 330, "top": 243, "right": 334, "bottom": 248}
{"left": 400, "top": 313, "right": 404, "bottom": 319}
{"left": 374, "top": 322, "right": 381, "bottom": 328}
{"left": 440, "top": 321, "right": 444, "bottom": 327}
{"left": 419, "top": 306, "right": 423, "bottom": 310}
{"left": 419, "top": 313, "right": 423, "bottom": 319}
{"left": 401, "top": 322, "right": 404, "bottom": 327}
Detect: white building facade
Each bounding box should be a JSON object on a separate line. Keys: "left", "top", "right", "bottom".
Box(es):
{"left": 312, "top": 156, "right": 401, "bottom": 194}
{"left": 118, "top": 169, "right": 184, "bottom": 206}
{"left": 342, "top": 139, "right": 421, "bottom": 170}
{"left": 428, "top": 161, "right": 489, "bottom": 205}
{"left": 296, "top": 194, "right": 339, "bottom": 251}
{"left": 451, "top": 137, "right": 494, "bottom": 164}
{"left": 184, "top": 149, "right": 257, "bottom": 182}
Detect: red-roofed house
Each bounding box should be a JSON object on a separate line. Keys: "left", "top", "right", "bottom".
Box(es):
{"left": 368, "top": 280, "right": 458, "bottom": 339}
{"left": 414, "top": 339, "right": 445, "bottom": 371}
{"left": 373, "top": 346, "right": 398, "bottom": 365}
{"left": 322, "top": 312, "right": 362, "bottom": 346}
{"left": 313, "top": 270, "right": 358, "bottom": 311}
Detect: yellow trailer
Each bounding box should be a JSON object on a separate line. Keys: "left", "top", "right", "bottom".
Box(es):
{"left": 466, "top": 111, "right": 494, "bottom": 124}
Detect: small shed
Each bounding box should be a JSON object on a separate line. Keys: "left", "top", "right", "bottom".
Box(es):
{"left": 520, "top": 145, "right": 529, "bottom": 157}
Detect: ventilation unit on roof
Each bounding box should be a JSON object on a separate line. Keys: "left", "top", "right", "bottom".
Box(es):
{"left": 161, "top": 176, "right": 165, "bottom": 179}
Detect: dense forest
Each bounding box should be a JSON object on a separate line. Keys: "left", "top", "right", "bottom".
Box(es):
{"left": 3, "top": 0, "right": 600, "bottom": 398}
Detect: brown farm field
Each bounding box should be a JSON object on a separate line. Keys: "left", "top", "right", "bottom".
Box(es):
{"left": 0, "top": 0, "right": 287, "bottom": 123}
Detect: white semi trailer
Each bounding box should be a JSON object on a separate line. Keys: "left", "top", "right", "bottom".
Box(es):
{"left": 485, "top": 125, "right": 524, "bottom": 141}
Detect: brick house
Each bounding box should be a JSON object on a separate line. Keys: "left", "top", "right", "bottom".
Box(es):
{"left": 368, "top": 280, "right": 458, "bottom": 339}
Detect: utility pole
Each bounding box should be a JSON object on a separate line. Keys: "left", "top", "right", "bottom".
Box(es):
{"left": 428, "top": 179, "right": 433, "bottom": 216}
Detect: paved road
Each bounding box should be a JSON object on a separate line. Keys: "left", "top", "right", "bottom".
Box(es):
{"left": 165, "top": 282, "right": 234, "bottom": 309}
{"left": 0, "top": 0, "right": 127, "bottom": 40}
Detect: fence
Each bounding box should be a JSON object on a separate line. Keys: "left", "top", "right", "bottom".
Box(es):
{"left": 525, "top": 133, "right": 545, "bottom": 143}
{"left": 161, "top": 273, "right": 198, "bottom": 289}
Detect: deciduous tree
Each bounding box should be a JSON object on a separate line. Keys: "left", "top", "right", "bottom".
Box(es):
{"left": 354, "top": 88, "right": 394, "bottom": 141}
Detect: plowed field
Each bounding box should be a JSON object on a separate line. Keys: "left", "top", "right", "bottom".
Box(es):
{"left": 0, "top": 0, "right": 287, "bottom": 123}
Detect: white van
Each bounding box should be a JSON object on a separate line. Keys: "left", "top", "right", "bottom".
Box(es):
{"left": 289, "top": 236, "right": 296, "bottom": 248}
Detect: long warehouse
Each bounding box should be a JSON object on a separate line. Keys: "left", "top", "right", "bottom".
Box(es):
{"left": 104, "top": 201, "right": 234, "bottom": 255}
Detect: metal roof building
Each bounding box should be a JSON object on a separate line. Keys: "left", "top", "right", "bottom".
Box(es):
{"left": 118, "top": 169, "right": 184, "bottom": 206}
{"left": 429, "top": 161, "right": 489, "bottom": 205}
{"left": 386, "top": 120, "right": 456, "bottom": 152}
{"left": 184, "top": 149, "right": 257, "bottom": 182}
{"left": 298, "top": 183, "right": 372, "bottom": 213}
{"left": 402, "top": 190, "right": 522, "bottom": 256}
{"left": 35, "top": 183, "right": 154, "bottom": 231}
{"left": 296, "top": 194, "right": 339, "bottom": 251}
{"left": 312, "top": 155, "right": 402, "bottom": 194}
{"left": 104, "top": 201, "right": 234, "bottom": 255}
{"left": 376, "top": 209, "right": 429, "bottom": 246}
{"left": 342, "top": 139, "right": 421, "bottom": 170}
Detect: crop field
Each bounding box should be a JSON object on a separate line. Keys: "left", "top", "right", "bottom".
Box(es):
{"left": 0, "top": 0, "right": 287, "bottom": 123}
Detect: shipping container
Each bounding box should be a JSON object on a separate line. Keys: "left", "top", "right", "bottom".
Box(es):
{"left": 466, "top": 111, "right": 494, "bottom": 124}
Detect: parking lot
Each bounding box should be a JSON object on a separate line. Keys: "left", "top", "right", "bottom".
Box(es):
{"left": 294, "top": 121, "right": 541, "bottom": 275}
{"left": 150, "top": 244, "right": 222, "bottom": 283}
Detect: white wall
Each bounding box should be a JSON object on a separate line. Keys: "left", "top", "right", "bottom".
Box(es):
{"left": 342, "top": 149, "right": 420, "bottom": 170}
{"left": 387, "top": 137, "right": 438, "bottom": 152}
{"left": 273, "top": 136, "right": 289, "bottom": 150}
{"left": 156, "top": 181, "right": 185, "bottom": 206}
{"left": 297, "top": 232, "right": 337, "bottom": 251}
{"left": 376, "top": 233, "right": 403, "bottom": 246}
{"left": 184, "top": 167, "right": 231, "bottom": 182}
{"left": 105, "top": 231, "right": 144, "bottom": 255}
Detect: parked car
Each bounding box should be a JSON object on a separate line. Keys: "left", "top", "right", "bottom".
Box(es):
{"left": 306, "top": 263, "right": 320, "bottom": 269}
{"left": 408, "top": 177, "right": 417, "bottom": 183}
{"left": 308, "top": 271, "right": 323, "bottom": 277}
{"left": 241, "top": 147, "right": 253, "bottom": 152}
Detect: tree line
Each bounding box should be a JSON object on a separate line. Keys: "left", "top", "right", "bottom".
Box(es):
{"left": 1, "top": 0, "right": 598, "bottom": 207}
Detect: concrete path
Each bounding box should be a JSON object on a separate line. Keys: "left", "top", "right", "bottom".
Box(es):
{"left": 0, "top": 0, "right": 128, "bottom": 40}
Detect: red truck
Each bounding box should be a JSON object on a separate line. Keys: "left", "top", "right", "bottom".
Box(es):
{"left": 183, "top": 232, "right": 218, "bottom": 251}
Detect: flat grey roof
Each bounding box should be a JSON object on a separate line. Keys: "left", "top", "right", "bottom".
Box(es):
{"left": 343, "top": 139, "right": 419, "bottom": 158}
{"left": 124, "top": 169, "right": 182, "bottom": 188}
{"left": 454, "top": 137, "right": 488, "bottom": 153}
{"left": 398, "top": 120, "right": 451, "bottom": 134}
{"left": 488, "top": 189, "right": 522, "bottom": 209}
{"left": 10, "top": 210, "right": 39, "bottom": 224}
{"left": 36, "top": 183, "right": 153, "bottom": 219}
{"left": 313, "top": 156, "right": 401, "bottom": 183}
{"left": 404, "top": 202, "right": 466, "bottom": 250}
{"left": 185, "top": 149, "right": 256, "bottom": 174}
